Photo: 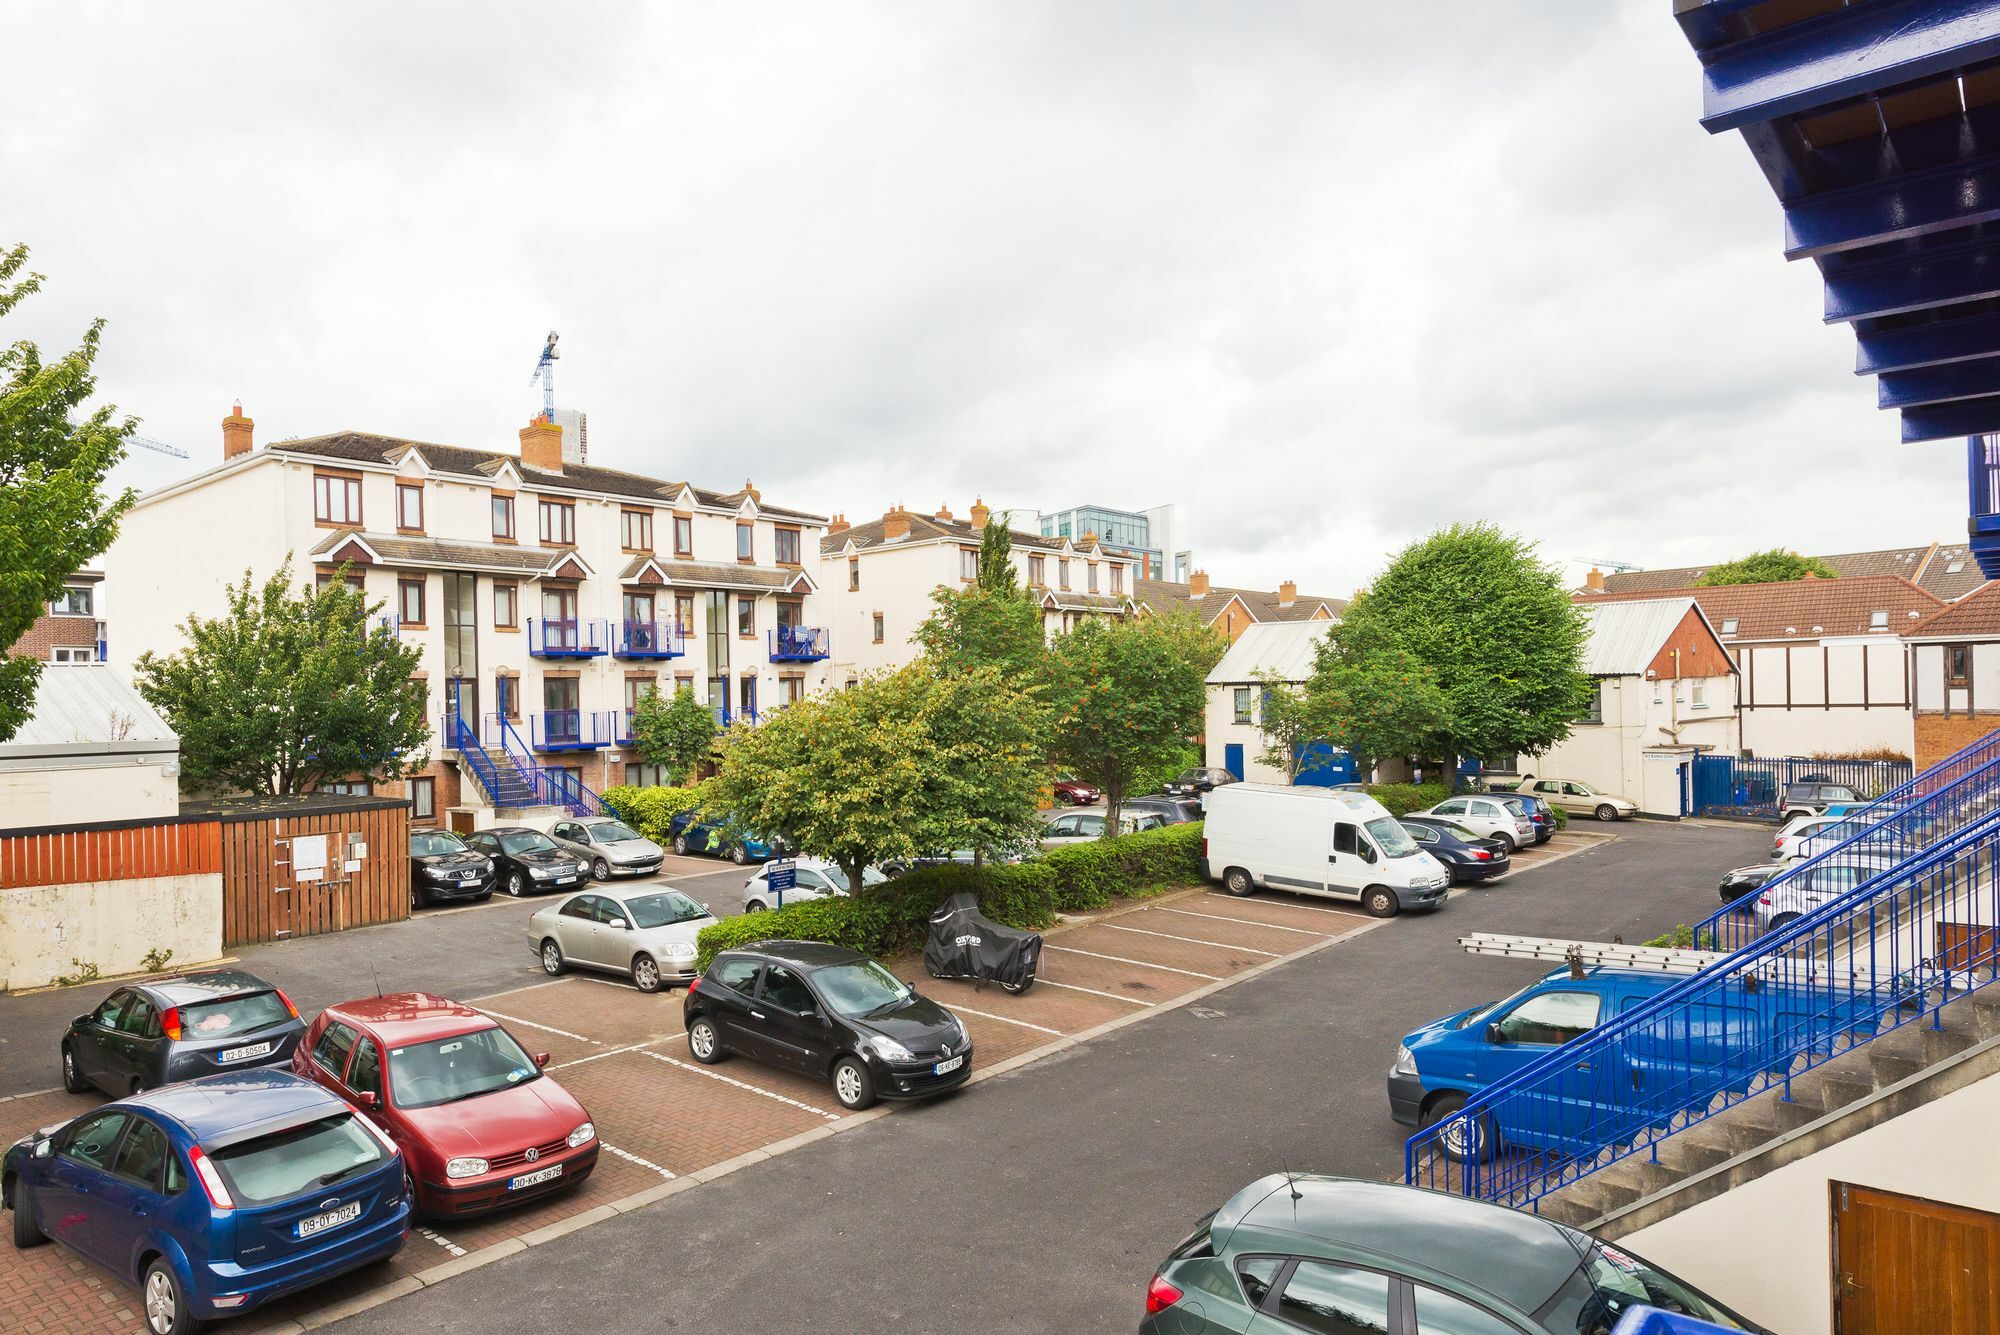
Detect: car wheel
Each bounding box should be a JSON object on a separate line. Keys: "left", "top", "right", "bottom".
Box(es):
{"left": 592, "top": 858, "right": 611, "bottom": 882}
{"left": 831, "top": 1055, "right": 877, "bottom": 1111}
{"left": 410, "top": 882, "right": 427, "bottom": 911}
{"left": 1595, "top": 804, "right": 1618, "bottom": 822}
{"left": 507, "top": 870, "right": 526, "bottom": 897}
{"left": 142, "top": 1258, "right": 197, "bottom": 1335}
{"left": 60, "top": 1042, "right": 89, "bottom": 1094}
{"left": 1494, "top": 832, "right": 1517, "bottom": 853}
{"left": 1768, "top": 912, "right": 1802, "bottom": 932}
{"left": 746, "top": 899, "right": 768, "bottom": 914}
{"left": 730, "top": 844, "right": 749, "bottom": 865}
{"left": 10, "top": 1184, "right": 45, "bottom": 1248}
{"left": 672, "top": 834, "right": 689, "bottom": 855}
{"left": 1422, "top": 1091, "right": 1496, "bottom": 1164}
{"left": 631, "top": 954, "right": 663, "bottom": 993}
{"left": 1223, "top": 867, "right": 1255, "bottom": 897}
{"left": 1362, "top": 886, "right": 1399, "bottom": 918}
{"left": 540, "top": 939, "right": 565, "bottom": 975}
{"left": 687, "top": 1017, "right": 723, "bottom": 1064}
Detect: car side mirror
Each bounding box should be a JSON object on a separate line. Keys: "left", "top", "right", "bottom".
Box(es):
{"left": 355, "top": 1091, "right": 378, "bottom": 1109}
{"left": 611, "top": 919, "right": 629, "bottom": 930}
{"left": 33, "top": 1139, "right": 53, "bottom": 1159}
{"left": 534, "top": 1052, "right": 551, "bottom": 1068}
{"left": 1485, "top": 1023, "right": 1506, "bottom": 1045}
{"left": 73, "top": 1014, "right": 89, "bottom": 1029}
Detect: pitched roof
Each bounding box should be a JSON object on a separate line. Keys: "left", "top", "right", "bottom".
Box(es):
{"left": 821, "top": 512, "right": 1075, "bottom": 556}
{"left": 1907, "top": 580, "right": 2000, "bottom": 639}
{"left": 4, "top": 666, "right": 177, "bottom": 757}
{"left": 310, "top": 530, "right": 557, "bottom": 575}
{"left": 1039, "top": 590, "right": 1134, "bottom": 614}
{"left": 1577, "top": 598, "right": 1706, "bottom": 676}
{"left": 615, "top": 555, "right": 803, "bottom": 591}
{"left": 1576, "top": 575, "right": 1942, "bottom": 642}
{"left": 1134, "top": 578, "right": 1347, "bottom": 626}
{"left": 268, "top": 431, "right": 824, "bottom": 521}
{"left": 1207, "top": 621, "right": 1334, "bottom": 685}
{"left": 1597, "top": 543, "right": 1987, "bottom": 602}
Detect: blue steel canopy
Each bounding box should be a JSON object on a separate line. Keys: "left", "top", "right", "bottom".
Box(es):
{"left": 1678, "top": 0, "right": 2000, "bottom": 575}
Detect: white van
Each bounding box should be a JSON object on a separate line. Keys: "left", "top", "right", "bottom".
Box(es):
{"left": 1201, "top": 784, "right": 1450, "bottom": 917}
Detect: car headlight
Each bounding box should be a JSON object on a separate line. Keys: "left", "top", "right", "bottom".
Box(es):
{"left": 445, "top": 1157, "right": 488, "bottom": 1179}
{"left": 1392, "top": 1044, "right": 1417, "bottom": 1077}
{"left": 665, "top": 942, "right": 697, "bottom": 958}
{"left": 567, "top": 1122, "right": 595, "bottom": 1149}
{"left": 866, "top": 1036, "right": 914, "bottom": 1061}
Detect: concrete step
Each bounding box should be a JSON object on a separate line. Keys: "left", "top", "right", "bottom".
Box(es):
{"left": 1729, "top": 1091, "right": 1823, "bottom": 1138}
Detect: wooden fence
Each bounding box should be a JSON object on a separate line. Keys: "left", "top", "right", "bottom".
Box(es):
{"left": 0, "top": 821, "right": 222, "bottom": 889}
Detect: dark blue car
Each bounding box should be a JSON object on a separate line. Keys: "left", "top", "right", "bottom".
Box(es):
{"left": 668, "top": 810, "right": 786, "bottom": 865}
{"left": 5, "top": 1069, "right": 407, "bottom": 1333}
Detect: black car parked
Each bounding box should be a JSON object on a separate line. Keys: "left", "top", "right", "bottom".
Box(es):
{"left": 683, "top": 940, "right": 972, "bottom": 1111}
{"left": 1399, "top": 816, "right": 1511, "bottom": 884}
{"left": 1718, "top": 861, "right": 1782, "bottom": 903}
{"left": 1162, "top": 767, "right": 1237, "bottom": 801}
{"left": 464, "top": 826, "right": 590, "bottom": 896}
{"left": 1122, "top": 795, "right": 1205, "bottom": 825}
{"left": 60, "top": 969, "right": 305, "bottom": 1098}
{"left": 409, "top": 828, "right": 497, "bottom": 907}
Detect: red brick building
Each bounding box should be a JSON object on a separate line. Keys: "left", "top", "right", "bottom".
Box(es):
{"left": 6, "top": 570, "right": 103, "bottom": 664}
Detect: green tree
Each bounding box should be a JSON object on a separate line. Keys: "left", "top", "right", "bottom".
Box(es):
{"left": 912, "top": 584, "right": 1047, "bottom": 680}
{"left": 0, "top": 244, "right": 136, "bottom": 742}
{"left": 1695, "top": 548, "right": 1838, "bottom": 586}
{"left": 1304, "top": 628, "right": 1452, "bottom": 776}
{"left": 1143, "top": 605, "right": 1229, "bottom": 680}
{"left": 709, "top": 664, "right": 1047, "bottom": 893}
{"left": 1046, "top": 616, "right": 1207, "bottom": 829}
{"left": 134, "top": 560, "right": 430, "bottom": 795}
{"left": 1340, "top": 523, "right": 1593, "bottom": 767}
{"left": 629, "top": 683, "right": 718, "bottom": 783}
{"left": 975, "top": 508, "right": 1020, "bottom": 595}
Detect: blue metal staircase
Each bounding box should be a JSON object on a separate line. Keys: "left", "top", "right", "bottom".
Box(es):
{"left": 444, "top": 711, "right": 606, "bottom": 818}
{"left": 1406, "top": 726, "right": 2000, "bottom": 1217}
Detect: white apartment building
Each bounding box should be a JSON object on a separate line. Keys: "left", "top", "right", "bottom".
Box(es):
{"left": 105, "top": 406, "right": 831, "bottom": 828}
{"left": 818, "top": 501, "right": 1136, "bottom": 680}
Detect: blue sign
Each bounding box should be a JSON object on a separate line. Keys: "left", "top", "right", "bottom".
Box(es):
{"left": 765, "top": 860, "right": 796, "bottom": 905}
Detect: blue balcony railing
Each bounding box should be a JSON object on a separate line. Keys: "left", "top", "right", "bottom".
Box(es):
{"left": 615, "top": 619, "right": 687, "bottom": 660}
{"left": 769, "top": 625, "right": 830, "bottom": 662}
{"left": 616, "top": 709, "right": 636, "bottom": 746}
{"left": 527, "top": 617, "right": 608, "bottom": 659}
{"left": 530, "top": 708, "right": 616, "bottom": 751}
{"left": 1970, "top": 435, "right": 2000, "bottom": 579}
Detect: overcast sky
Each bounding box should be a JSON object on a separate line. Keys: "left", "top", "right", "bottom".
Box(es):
{"left": 5, "top": 2, "right": 1958, "bottom": 596}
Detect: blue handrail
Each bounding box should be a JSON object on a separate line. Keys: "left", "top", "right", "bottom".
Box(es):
{"left": 768, "top": 624, "right": 830, "bottom": 661}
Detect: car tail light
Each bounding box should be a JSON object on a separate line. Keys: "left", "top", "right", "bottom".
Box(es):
{"left": 1472, "top": 849, "right": 1491, "bottom": 860}
{"left": 1758, "top": 894, "right": 1772, "bottom": 906}
{"left": 1145, "top": 1274, "right": 1183, "bottom": 1315}
{"left": 188, "top": 1144, "right": 234, "bottom": 1210}
{"left": 686, "top": 976, "right": 701, "bottom": 996}
{"left": 159, "top": 1006, "right": 183, "bottom": 1041}
{"left": 274, "top": 988, "right": 300, "bottom": 1020}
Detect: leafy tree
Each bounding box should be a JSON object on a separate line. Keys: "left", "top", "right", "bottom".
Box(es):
{"left": 912, "top": 584, "right": 1047, "bottom": 680}
{"left": 629, "top": 683, "right": 717, "bottom": 783}
{"left": 1252, "top": 671, "right": 1339, "bottom": 782}
{"left": 976, "top": 508, "right": 1020, "bottom": 596}
{"left": 0, "top": 244, "right": 136, "bottom": 742}
{"left": 1304, "top": 628, "right": 1452, "bottom": 776}
{"left": 1143, "top": 604, "right": 1229, "bottom": 680}
{"left": 1340, "top": 523, "right": 1593, "bottom": 768}
{"left": 1046, "top": 616, "right": 1207, "bottom": 829}
{"left": 709, "top": 664, "right": 1046, "bottom": 893}
{"left": 134, "top": 560, "right": 430, "bottom": 795}
{"left": 1695, "top": 548, "right": 1838, "bottom": 586}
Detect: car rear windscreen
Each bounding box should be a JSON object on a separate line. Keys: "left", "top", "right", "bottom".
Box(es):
{"left": 209, "top": 1113, "right": 384, "bottom": 1205}
{"left": 178, "top": 991, "right": 292, "bottom": 1041}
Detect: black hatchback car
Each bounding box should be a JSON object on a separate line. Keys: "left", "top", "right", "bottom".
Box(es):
{"left": 60, "top": 969, "right": 306, "bottom": 1098}
{"left": 1400, "top": 816, "right": 1511, "bottom": 884}
{"left": 1163, "top": 767, "right": 1238, "bottom": 801}
{"left": 464, "top": 825, "right": 590, "bottom": 896}
{"left": 409, "top": 828, "right": 497, "bottom": 907}
{"left": 683, "top": 940, "right": 972, "bottom": 1111}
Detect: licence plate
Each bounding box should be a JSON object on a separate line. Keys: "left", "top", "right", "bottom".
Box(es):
{"left": 554, "top": 876, "right": 577, "bottom": 886}
{"left": 933, "top": 1055, "right": 965, "bottom": 1075}
{"left": 508, "top": 1163, "right": 563, "bottom": 1190}
{"left": 220, "top": 1041, "right": 273, "bottom": 1063}
{"left": 295, "top": 1200, "right": 362, "bottom": 1238}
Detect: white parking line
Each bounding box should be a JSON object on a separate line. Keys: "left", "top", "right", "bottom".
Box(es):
{"left": 1202, "top": 893, "right": 1363, "bottom": 919}
{"left": 1044, "top": 945, "right": 1222, "bottom": 981}
{"left": 599, "top": 1141, "right": 677, "bottom": 1180}
{"left": 548, "top": 1042, "right": 653, "bottom": 1071}
{"left": 1155, "top": 906, "right": 1329, "bottom": 936}
{"left": 638, "top": 1049, "right": 841, "bottom": 1120}
{"left": 467, "top": 977, "right": 573, "bottom": 1003}
{"left": 1038, "top": 979, "right": 1153, "bottom": 1007}
{"left": 475, "top": 1008, "right": 602, "bottom": 1046}
{"left": 1104, "top": 923, "right": 1279, "bottom": 958}
{"left": 414, "top": 1224, "right": 466, "bottom": 1258}
{"left": 946, "top": 1004, "right": 1063, "bottom": 1036}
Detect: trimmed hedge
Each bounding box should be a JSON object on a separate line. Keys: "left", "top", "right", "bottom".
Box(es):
{"left": 602, "top": 782, "right": 709, "bottom": 842}
{"left": 1362, "top": 782, "right": 1451, "bottom": 817}
{"left": 694, "top": 821, "right": 1206, "bottom": 968}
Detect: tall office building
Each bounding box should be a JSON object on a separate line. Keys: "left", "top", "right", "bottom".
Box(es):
{"left": 1035, "top": 502, "right": 1189, "bottom": 581}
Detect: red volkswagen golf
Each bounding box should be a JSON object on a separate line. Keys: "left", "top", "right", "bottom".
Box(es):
{"left": 292, "top": 993, "right": 598, "bottom": 1217}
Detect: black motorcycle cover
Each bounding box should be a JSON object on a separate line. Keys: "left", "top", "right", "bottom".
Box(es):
{"left": 924, "top": 892, "right": 1040, "bottom": 988}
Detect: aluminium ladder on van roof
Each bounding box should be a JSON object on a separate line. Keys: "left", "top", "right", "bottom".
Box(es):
{"left": 1459, "top": 933, "right": 1722, "bottom": 975}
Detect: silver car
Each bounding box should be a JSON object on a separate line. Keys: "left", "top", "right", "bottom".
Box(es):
{"left": 741, "top": 859, "right": 888, "bottom": 913}
{"left": 1038, "top": 809, "right": 1166, "bottom": 847}
{"left": 528, "top": 885, "right": 717, "bottom": 992}
{"left": 1755, "top": 852, "right": 1901, "bottom": 932}
{"left": 542, "top": 815, "right": 666, "bottom": 881}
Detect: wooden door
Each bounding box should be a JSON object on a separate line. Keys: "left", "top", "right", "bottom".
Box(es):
{"left": 1834, "top": 1182, "right": 2000, "bottom": 1333}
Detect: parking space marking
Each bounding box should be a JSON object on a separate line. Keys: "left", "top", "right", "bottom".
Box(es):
{"left": 475, "top": 1008, "right": 603, "bottom": 1046}
{"left": 1044, "top": 945, "right": 1222, "bottom": 981}
{"left": 549, "top": 1042, "right": 654, "bottom": 1071}
{"left": 637, "top": 1049, "right": 841, "bottom": 1120}
{"left": 414, "top": 1224, "right": 467, "bottom": 1258}
{"left": 599, "top": 1141, "right": 677, "bottom": 1180}
{"left": 946, "top": 1004, "right": 1064, "bottom": 1036}
{"left": 1202, "top": 893, "right": 1364, "bottom": 919}
{"left": 467, "top": 977, "right": 574, "bottom": 1002}
{"left": 1103, "top": 923, "right": 1280, "bottom": 957}
{"left": 1038, "top": 979, "right": 1153, "bottom": 1006}
{"left": 1155, "top": 906, "right": 1329, "bottom": 936}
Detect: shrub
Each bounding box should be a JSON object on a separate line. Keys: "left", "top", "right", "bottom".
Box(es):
{"left": 602, "top": 781, "right": 710, "bottom": 842}
{"left": 1643, "top": 924, "right": 1697, "bottom": 950}
{"left": 1549, "top": 805, "right": 1568, "bottom": 831}
{"left": 1363, "top": 782, "right": 1451, "bottom": 817}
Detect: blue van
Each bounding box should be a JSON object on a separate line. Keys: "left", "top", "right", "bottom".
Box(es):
{"left": 1388, "top": 965, "right": 1887, "bottom": 1160}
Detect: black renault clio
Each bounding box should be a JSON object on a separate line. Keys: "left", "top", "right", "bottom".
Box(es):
{"left": 60, "top": 969, "right": 306, "bottom": 1097}
{"left": 683, "top": 941, "right": 972, "bottom": 1111}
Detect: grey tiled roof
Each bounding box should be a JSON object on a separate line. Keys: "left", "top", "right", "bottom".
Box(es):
{"left": 1040, "top": 590, "right": 1134, "bottom": 613}
{"left": 310, "top": 530, "right": 557, "bottom": 574}
{"left": 1134, "top": 577, "right": 1346, "bottom": 625}
{"left": 822, "top": 512, "right": 1077, "bottom": 555}
{"left": 616, "top": 555, "right": 802, "bottom": 590}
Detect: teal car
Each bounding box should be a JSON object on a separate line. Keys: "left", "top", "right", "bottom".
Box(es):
{"left": 1139, "top": 1175, "right": 1762, "bottom": 1334}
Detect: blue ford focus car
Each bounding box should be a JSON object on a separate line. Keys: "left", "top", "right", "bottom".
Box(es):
{"left": 4, "top": 1069, "right": 407, "bottom": 1334}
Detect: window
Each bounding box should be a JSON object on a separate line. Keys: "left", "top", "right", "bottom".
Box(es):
{"left": 313, "top": 472, "right": 362, "bottom": 525}
{"left": 544, "top": 587, "right": 578, "bottom": 637}
{"left": 781, "top": 675, "right": 804, "bottom": 705}
{"left": 1690, "top": 678, "right": 1707, "bottom": 708}
{"left": 398, "top": 577, "right": 426, "bottom": 626}
{"left": 872, "top": 613, "right": 885, "bottom": 644}
{"left": 316, "top": 569, "right": 366, "bottom": 593}
{"left": 1414, "top": 1285, "right": 1524, "bottom": 1334}
{"left": 1028, "top": 554, "right": 1045, "bottom": 586}
{"left": 1583, "top": 684, "right": 1603, "bottom": 724}
{"left": 777, "top": 598, "right": 803, "bottom": 630}
{"left": 1237, "top": 1257, "right": 1283, "bottom": 1308}
{"left": 1059, "top": 558, "right": 1071, "bottom": 590}
{"left": 539, "top": 498, "right": 576, "bottom": 545}
{"left": 110, "top": 1116, "right": 170, "bottom": 1190}
{"left": 1110, "top": 565, "right": 1124, "bottom": 594}
{"left": 1088, "top": 562, "right": 1099, "bottom": 593}
{"left": 1275, "top": 1260, "right": 1392, "bottom": 1335}
{"left": 628, "top": 762, "right": 671, "bottom": 787}
{"left": 625, "top": 676, "right": 655, "bottom": 717}
{"left": 496, "top": 674, "right": 519, "bottom": 719}
{"left": 1433, "top": 799, "right": 1465, "bottom": 815}
{"left": 52, "top": 646, "right": 96, "bottom": 664}
{"left": 492, "top": 494, "right": 515, "bottom": 541}
{"left": 774, "top": 527, "right": 801, "bottom": 565}
{"left": 1869, "top": 610, "right": 1889, "bottom": 631}
{"left": 737, "top": 522, "right": 754, "bottom": 561}
{"left": 1234, "top": 686, "right": 1253, "bottom": 724}
{"left": 410, "top": 776, "right": 435, "bottom": 821}
{"left": 674, "top": 515, "right": 693, "bottom": 556}
{"left": 739, "top": 676, "right": 757, "bottom": 719}
{"left": 1719, "top": 618, "right": 1738, "bottom": 635}
{"left": 713, "top": 958, "right": 761, "bottom": 996}
{"left": 348, "top": 1040, "right": 382, "bottom": 1098}
{"left": 706, "top": 591, "right": 730, "bottom": 674}
{"left": 760, "top": 965, "right": 815, "bottom": 1013}
{"left": 320, "top": 779, "right": 371, "bottom": 796}
{"left": 1950, "top": 644, "right": 1972, "bottom": 688}
{"left": 961, "top": 548, "right": 979, "bottom": 581}
{"left": 50, "top": 585, "right": 93, "bottom": 616}
{"left": 494, "top": 582, "right": 518, "bottom": 629}
{"left": 396, "top": 483, "right": 424, "bottom": 532}
{"left": 676, "top": 593, "right": 695, "bottom": 636}
{"left": 1494, "top": 991, "right": 1601, "bottom": 1045}
{"left": 622, "top": 508, "right": 653, "bottom": 551}
{"left": 60, "top": 1111, "right": 130, "bottom": 1172}
{"left": 737, "top": 597, "right": 755, "bottom": 637}
{"left": 1949, "top": 559, "right": 1967, "bottom": 574}
{"left": 623, "top": 591, "right": 656, "bottom": 639}
{"left": 848, "top": 556, "right": 860, "bottom": 591}
{"left": 312, "top": 1021, "right": 360, "bottom": 1077}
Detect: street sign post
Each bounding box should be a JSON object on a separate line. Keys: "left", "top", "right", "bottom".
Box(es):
{"left": 765, "top": 859, "right": 797, "bottom": 907}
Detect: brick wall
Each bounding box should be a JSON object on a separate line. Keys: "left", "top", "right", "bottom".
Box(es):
{"left": 1915, "top": 713, "right": 2000, "bottom": 769}
{"left": 7, "top": 613, "right": 97, "bottom": 660}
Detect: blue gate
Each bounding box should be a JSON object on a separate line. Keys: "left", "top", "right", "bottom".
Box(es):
{"left": 1692, "top": 754, "right": 1912, "bottom": 818}
{"left": 1292, "top": 742, "right": 1357, "bottom": 787}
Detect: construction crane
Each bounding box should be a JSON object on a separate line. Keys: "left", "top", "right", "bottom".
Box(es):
{"left": 530, "top": 331, "right": 559, "bottom": 420}
{"left": 128, "top": 434, "right": 189, "bottom": 460}
{"left": 1579, "top": 557, "right": 1643, "bottom": 573}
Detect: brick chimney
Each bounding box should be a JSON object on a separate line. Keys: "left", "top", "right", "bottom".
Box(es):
{"left": 1189, "top": 570, "right": 1210, "bottom": 597}
{"left": 882, "top": 503, "right": 910, "bottom": 541}
{"left": 1278, "top": 579, "right": 1297, "bottom": 608}
{"left": 1079, "top": 529, "right": 1097, "bottom": 551}
{"left": 222, "top": 401, "right": 254, "bottom": 460}
{"left": 827, "top": 512, "right": 849, "bottom": 535}
{"left": 970, "top": 497, "right": 990, "bottom": 530}
{"left": 1585, "top": 567, "right": 1606, "bottom": 593}
{"left": 743, "top": 479, "right": 761, "bottom": 503}
{"left": 935, "top": 503, "right": 954, "bottom": 522}
{"left": 520, "top": 417, "right": 563, "bottom": 473}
